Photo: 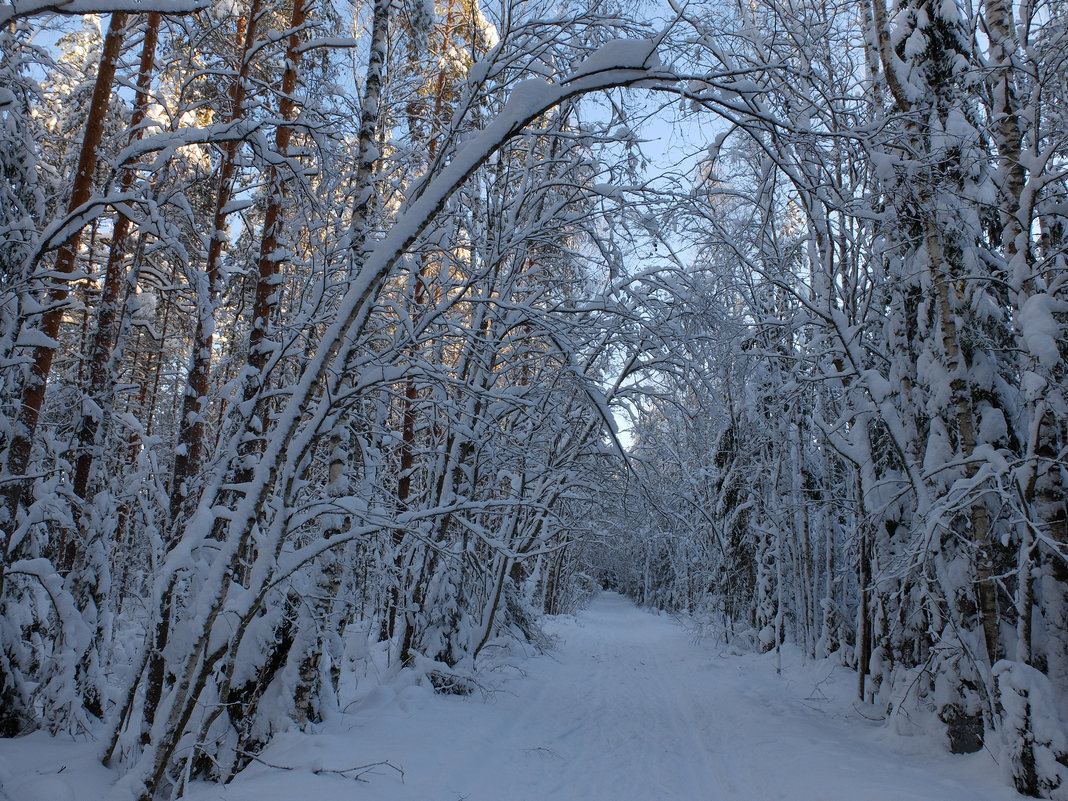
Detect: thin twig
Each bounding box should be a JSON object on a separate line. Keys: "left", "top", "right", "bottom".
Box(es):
{"left": 235, "top": 751, "right": 405, "bottom": 783}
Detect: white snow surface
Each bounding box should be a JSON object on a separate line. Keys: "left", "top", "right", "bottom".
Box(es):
{"left": 2, "top": 593, "right": 1021, "bottom": 801}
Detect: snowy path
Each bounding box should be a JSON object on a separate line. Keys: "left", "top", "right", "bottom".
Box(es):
{"left": 178, "top": 592, "right": 1019, "bottom": 801}
{"left": 0, "top": 593, "right": 1022, "bottom": 801}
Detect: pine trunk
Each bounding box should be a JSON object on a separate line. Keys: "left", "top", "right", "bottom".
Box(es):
{"left": 1, "top": 11, "right": 127, "bottom": 583}
{"left": 72, "top": 12, "right": 162, "bottom": 504}
{"left": 169, "top": 0, "right": 263, "bottom": 523}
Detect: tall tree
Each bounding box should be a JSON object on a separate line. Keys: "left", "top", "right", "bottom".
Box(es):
{"left": 1, "top": 11, "right": 128, "bottom": 585}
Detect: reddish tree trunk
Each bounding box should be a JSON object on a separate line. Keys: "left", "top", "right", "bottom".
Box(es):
{"left": 148, "top": 0, "right": 263, "bottom": 740}
{"left": 73, "top": 12, "right": 162, "bottom": 503}
{"left": 245, "top": 0, "right": 306, "bottom": 389}
{"left": 0, "top": 12, "right": 128, "bottom": 585}
{"left": 169, "top": 0, "right": 263, "bottom": 522}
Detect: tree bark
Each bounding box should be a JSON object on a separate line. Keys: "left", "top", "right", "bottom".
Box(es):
{"left": 169, "top": 0, "right": 263, "bottom": 523}
{"left": 148, "top": 0, "right": 263, "bottom": 750}
{"left": 0, "top": 11, "right": 128, "bottom": 587}
{"left": 927, "top": 219, "right": 1002, "bottom": 666}
{"left": 72, "top": 12, "right": 162, "bottom": 504}
{"left": 242, "top": 0, "right": 307, "bottom": 408}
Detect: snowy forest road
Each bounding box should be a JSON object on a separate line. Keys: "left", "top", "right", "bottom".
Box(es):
{"left": 185, "top": 593, "right": 1020, "bottom": 801}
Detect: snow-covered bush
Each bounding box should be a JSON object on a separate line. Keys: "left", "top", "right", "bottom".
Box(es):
{"left": 995, "top": 661, "right": 1068, "bottom": 799}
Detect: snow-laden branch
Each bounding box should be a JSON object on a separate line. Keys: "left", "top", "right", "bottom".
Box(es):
{"left": 102, "top": 41, "right": 677, "bottom": 801}
{"left": 170, "top": 37, "right": 674, "bottom": 590}
{"left": 0, "top": 0, "right": 210, "bottom": 24}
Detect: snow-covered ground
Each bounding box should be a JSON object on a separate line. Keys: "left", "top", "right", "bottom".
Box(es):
{"left": 2, "top": 593, "right": 1022, "bottom": 801}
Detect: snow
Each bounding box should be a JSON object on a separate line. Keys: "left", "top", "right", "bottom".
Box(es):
{"left": 316, "top": 596, "right": 1015, "bottom": 798}
{"left": 504, "top": 79, "right": 559, "bottom": 119}
{"left": 191, "top": 595, "right": 1027, "bottom": 800}
{"left": 978, "top": 405, "right": 1008, "bottom": 445}
{"left": 0, "top": 593, "right": 1017, "bottom": 801}
{"left": 567, "top": 39, "right": 660, "bottom": 81}
{"left": 1019, "top": 293, "right": 1062, "bottom": 368}
{"left": 0, "top": 0, "right": 210, "bottom": 26}
{"left": 0, "top": 731, "right": 113, "bottom": 801}
{"left": 994, "top": 661, "right": 1068, "bottom": 798}
{"left": 14, "top": 328, "right": 61, "bottom": 349}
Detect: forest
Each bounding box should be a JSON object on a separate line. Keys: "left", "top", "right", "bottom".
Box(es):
{"left": 0, "top": 0, "right": 1065, "bottom": 797}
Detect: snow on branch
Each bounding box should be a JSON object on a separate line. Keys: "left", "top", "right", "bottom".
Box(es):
{"left": 162, "top": 34, "right": 678, "bottom": 665}
{"left": 0, "top": 0, "right": 210, "bottom": 24}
